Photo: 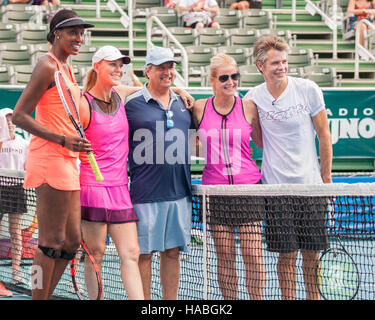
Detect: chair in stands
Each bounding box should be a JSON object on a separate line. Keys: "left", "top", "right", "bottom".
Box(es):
{"left": 168, "top": 26, "right": 196, "bottom": 49}
{"left": 214, "top": 8, "right": 240, "bottom": 29}
{"left": 301, "top": 65, "right": 338, "bottom": 87}
{"left": 186, "top": 45, "right": 215, "bottom": 67}
{"left": 71, "top": 65, "right": 83, "bottom": 86}
{"left": 217, "top": 46, "right": 251, "bottom": 66}
{"left": 241, "top": 9, "right": 272, "bottom": 29}
{"left": 227, "top": 27, "right": 258, "bottom": 47}
{"left": 19, "top": 23, "right": 48, "bottom": 44}
{"left": 239, "top": 64, "right": 260, "bottom": 73}
{"left": 1, "top": 4, "right": 40, "bottom": 24}
{"left": 186, "top": 45, "right": 215, "bottom": 86}
{"left": 31, "top": 43, "right": 49, "bottom": 64}
{"left": 238, "top": 64, "right": 264, "bottom": 87}
{"left": 148, "top": 7, "right": 178, "bottom": 27}
{"left": 239, "top": 72, "right": 265, "bottom": 87}
{"left": 287, "top": 47, "right": 314, "bottom": 68}
{"left": 71, "top": 52, "right": 95, "bottom": 67}
{"left": 0, "top": 64, "right": 13, "bottom": 85}
{"left": 0, "top": 22, "right": 17, "bottom": 44}
{"left": 14, "top": 64, "right": 33, "bottom": 85}
{"left": 0, "top": 43, "right": 31, "bottom": 65}
{"left": 148, "top": 6, "right": 179, "bottom": 42}
{"left": 258, "top": 28, "right": 293, "bottom": 45}
{"left": 287, "top": 66, "right": 302, "bottom": 77}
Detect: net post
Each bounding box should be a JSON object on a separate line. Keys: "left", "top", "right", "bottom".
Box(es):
{"left": 202, "top": 191, "right": 208, "bottom": 300}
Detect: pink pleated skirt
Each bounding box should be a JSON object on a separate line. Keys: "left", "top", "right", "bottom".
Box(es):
{"left": 80, "top": 184, "right": 138, "bottom": 224}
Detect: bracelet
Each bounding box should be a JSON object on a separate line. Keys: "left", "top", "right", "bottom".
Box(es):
{"left": 60, "top": 135, "right": 65, "bottom": 147}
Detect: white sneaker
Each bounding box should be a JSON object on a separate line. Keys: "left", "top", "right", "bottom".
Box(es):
{"left": 12, "top": 272, "right": 27, "bottom": 286}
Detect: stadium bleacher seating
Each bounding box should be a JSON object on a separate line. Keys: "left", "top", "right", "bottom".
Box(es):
{"left": 0, "top": 0, "right": 374, "bottom": 87}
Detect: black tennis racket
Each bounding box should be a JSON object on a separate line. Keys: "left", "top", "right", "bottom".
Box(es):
{"left": 54, "top": 71, "right": 103, "bottom": 182}
{"left": 70, "top": 239, "right": 103, "bottom": 300}
{"left": 316, "top": 200, "right": 360, "bottom": 300}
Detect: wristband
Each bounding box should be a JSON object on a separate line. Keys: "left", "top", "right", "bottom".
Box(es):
{"left": 60, "top": 135, "right": 65, "bottom": 147}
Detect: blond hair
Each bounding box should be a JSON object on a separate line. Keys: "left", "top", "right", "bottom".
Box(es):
{"left": 209, "top": 53, "right": 237, "bottom": 95}
{"left": 253, "top": 35, "right": 289, "bottom": 65}
{"left": 83, "top": 68, "right": 97, "bottom": 93}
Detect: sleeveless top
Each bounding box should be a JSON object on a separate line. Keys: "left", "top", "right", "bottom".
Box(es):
{"left": 348, "top": 2, "right": 374, "bottom": 29}
{"left": 27, "top": 51, "right": 81, "bottom": 158}
{"left": 198, "top": 96, "right": 262, "bottom": 185}
{"left": 79, "top": 90, "right": 129, "bottom": 187}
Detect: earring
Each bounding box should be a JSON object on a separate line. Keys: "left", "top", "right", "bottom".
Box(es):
{"left": 57, "top": 36, "right": 60, "bottom": 40}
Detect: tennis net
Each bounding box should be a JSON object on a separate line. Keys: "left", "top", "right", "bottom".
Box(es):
{"left": 0, "top": 168, "right": 374, "bottom": 300}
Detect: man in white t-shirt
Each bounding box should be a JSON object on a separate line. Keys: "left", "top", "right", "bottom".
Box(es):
{"left": 177, "top": 0, "right": 220, "bottom": 29}
{"left": 0, "top": 108, "right": 29, "bottom": 293}
{"left": 243, "top": 35, "right": 332, "bottom": 300}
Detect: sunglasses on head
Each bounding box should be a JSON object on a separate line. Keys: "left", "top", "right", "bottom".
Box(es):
{"left": 166, "top": 110, "right": 174, "bottom": 129}
{"left": 217, "top": 72, "right": 240, "bottom": 83}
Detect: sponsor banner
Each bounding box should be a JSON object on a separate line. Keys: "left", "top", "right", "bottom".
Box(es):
{"left": 1, "top": 87, "right": 374, "bottom": 158}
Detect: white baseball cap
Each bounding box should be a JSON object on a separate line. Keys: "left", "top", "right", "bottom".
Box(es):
{"left": 92, "top": 45, "right": 131, "bottom": 66}
{"left": 146, "top": 46, "right": 177, "bottom": 66}
{"left": 0, "top": 108, "right": 13, "bottom": 117}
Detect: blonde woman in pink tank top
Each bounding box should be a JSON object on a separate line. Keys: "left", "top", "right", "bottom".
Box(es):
{"left": 79, "top": 46, "right": 194, "bottom": 300}
{"left": 79, "top": 46, "right": 144, "bottom": 300}
{"left": 192, "top": 53, "right": 265, "bottom": 300}
{"left": 12, "top": 9, "right": 94, "bottom": 300}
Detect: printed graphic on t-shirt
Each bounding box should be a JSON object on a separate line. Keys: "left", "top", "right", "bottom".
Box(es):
{"left": 259, "top": 104, "right": 310, "bottom": 121}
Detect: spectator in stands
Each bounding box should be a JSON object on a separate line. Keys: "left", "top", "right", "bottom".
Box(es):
{"left": 0, "top": 113, "right": 10, "bottom": 147}
{"left": 244, "top": 35, "right": 332, "bottom": 300}
{"left": 229, "top": 0, "right": 262, "bottom": 10}
{"left": 178, "top": 0, "right": 220, "bottom": 30}
{"left": 6, "top": 0, "right": 60, "bottom": 4}
{"left": 31, "top": 0, "right": 60, "bottom": 5}
{"left": 346, "top": 0, "right": 375, "bottom": 46}
{"left": 166, "top": 0, "right": 180, "bottom": 8}
{"left": 0, "top": 108, "right": 29, "bottom": 290}
{"left": 192, "top": 53, "right": 265, "bottom": 300}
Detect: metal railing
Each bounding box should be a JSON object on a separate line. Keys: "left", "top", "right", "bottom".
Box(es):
{"left": 104, "top": 0, "right": 133, "bottom": 57}
{"left": 305, "top": 0, "right": 339, "bottom": 59}
{"left": 354, "top": 19, "right": 375, "bottom": 79}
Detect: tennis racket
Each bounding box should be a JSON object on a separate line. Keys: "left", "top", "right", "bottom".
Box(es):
{"left": 54, "top": 71, "right": 103, "bottom": 182}
{"left": 70, "top": 239, "right": 103, "bottom": 300}
{"left": 316, "top": 200, "right": 360, "bottom": 300}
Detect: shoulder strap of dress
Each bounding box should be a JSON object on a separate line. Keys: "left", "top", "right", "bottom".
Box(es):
{"left": 47, "top": 51, "right": 75, "bottom": 82}
{"left": 84, "top": 92, "right": 94, "bottom": 103}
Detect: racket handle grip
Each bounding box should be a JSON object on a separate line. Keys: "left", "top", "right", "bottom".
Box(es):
{"left": 87, "top": 152, "right": 104, "bottom": 182}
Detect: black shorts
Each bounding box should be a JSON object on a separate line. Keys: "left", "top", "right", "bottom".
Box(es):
{"left": 264, "top": 196, "right": 329, "bottom": 253}
{"left": 0, "top": 184, "right": 27, "bottom": 215}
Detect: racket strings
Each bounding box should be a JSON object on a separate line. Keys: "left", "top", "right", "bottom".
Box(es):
{"left": 72, "top": 248, "right": 102, "bottom": 300}
{"left": 57, "top": 73, "right": 81, "bottom": 125}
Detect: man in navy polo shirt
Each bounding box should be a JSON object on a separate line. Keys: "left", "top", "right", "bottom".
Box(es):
{"left": 125, "top": 46, "right": 193, "bottom": 300}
